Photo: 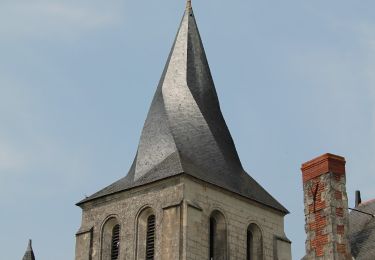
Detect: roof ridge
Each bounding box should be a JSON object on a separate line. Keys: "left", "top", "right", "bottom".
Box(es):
{"left": 359, "top": 198, "right": 375, "bottom": 206}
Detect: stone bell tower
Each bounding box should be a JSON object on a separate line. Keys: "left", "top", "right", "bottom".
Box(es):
{"left": 75, "top": 1, "right": 291, "bottom": 260}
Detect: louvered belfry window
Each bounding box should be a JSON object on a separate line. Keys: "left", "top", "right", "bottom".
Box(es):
{"left": 111, "top": 224, "right": 120, "bottom": 260}
{"left": 145, "top": 215, "right": 156, "bottom": 260}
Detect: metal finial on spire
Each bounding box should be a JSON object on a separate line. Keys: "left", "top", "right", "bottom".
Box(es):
{"left": 186, "top": 0, "right": 192, "bottom": 10}
{"left": 27, "top": 239, "right": 32, "bottom": 250}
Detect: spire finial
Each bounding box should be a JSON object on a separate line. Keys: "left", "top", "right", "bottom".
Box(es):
{"left": 186, "top": 0, "right": 192, "bottom": 10}
{"left": 27, "top": 239, "right": 32, "bottom": 250}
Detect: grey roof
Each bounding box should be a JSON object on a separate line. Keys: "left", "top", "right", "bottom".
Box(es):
{"left": 22, "top": 240, "right": 35, "bottom": 260}
{"left": 349, "top": 199, "right": 375, "bottom": 259}
{"left": 78, "top": 3, "right": 287, "bottom": 214}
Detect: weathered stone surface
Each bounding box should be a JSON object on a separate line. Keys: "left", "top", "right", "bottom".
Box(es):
{"left": 161, "top": 204, "right": 182, "bottom": 259}
{"left": 75, "top": 178, "right": 183, "bottom": 260}
{"left": 183, "top": 176, "right": 290, "bottom": 260}
{"left": 75, "top": 229, "right": 92, "bottom": 260}
{"left": 75, "top": 176, "right": 291, "bottom": 260}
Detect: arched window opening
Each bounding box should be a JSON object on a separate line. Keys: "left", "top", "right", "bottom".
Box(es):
{"left": 111, "top": 224, "right": 120, "bottom": 260}
{"left": 146, "top": 215, "right": 155, "bottom": 260}
{"left": 136, "top": 207, "right": 156, "bottom": 260}
{"left": 247, "top": 223, "right": 263, "bottom": 260}
{"left": 101, "top": 217, "right": 121, "bottom": 260}
{"left": 209, "top": 217, "right": 216, "bottom": 259}
{"left": 209, "top": 210, "right": 227, "bottom": 260}
{"left": 247, "top": 229, "right": 253, "bottom": 260}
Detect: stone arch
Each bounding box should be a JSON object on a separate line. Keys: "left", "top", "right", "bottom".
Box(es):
{"left": 100, "top": 216, "right": 121, "bottom": 260}
{"left": 246, "top": 223, "right": 263, "bottom": 260}
{"left": 209, "top": 210, "right": 228, "bottom": 260}
{"left": 136, "top": 207, "right": 156, "bottom": 260}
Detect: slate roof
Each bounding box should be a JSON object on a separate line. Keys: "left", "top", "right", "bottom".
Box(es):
{"left": 78, "top": 3, "right": 288, "bottom": 214}
{"left": 349, "top": 199, "right": 375, "bottom": 259}
{"left": 22, "top": 240, "right": 35, "bottom": 260}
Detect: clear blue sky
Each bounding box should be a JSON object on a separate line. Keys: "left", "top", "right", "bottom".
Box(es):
{"left": 1, "top": 0, "right": 374, "bottom": 259}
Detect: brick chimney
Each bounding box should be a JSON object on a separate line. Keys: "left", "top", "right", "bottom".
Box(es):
{"left": 301, "top": 153, "right": 352, "bottom": 259}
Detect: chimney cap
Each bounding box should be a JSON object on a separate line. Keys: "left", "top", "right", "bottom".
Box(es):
{"left": 301, "top": 153, "right": 346, "bottom": 183}
{"left": 301, "top": 153, "right": 345, "bottom": 168}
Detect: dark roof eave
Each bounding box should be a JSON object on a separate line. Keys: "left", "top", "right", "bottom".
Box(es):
{"left": 76, "top": 173, "right": 289, "bottom": 214}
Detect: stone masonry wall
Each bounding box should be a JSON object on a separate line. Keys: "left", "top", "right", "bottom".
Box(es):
{"left": 75, "top": 177, "right": 184, "bottom": 260}
{"left": 182, "top": 176, "right": 291, "bottom": 260}
{"left": 75, "top": 175, "right": 291, "bottom": 260}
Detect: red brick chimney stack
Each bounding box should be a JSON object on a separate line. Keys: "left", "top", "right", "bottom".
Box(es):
{"left": 301, "top": 153, "right": 352, "bottom": 259}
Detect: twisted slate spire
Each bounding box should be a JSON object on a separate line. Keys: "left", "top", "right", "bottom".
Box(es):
{"left": 79, "top": 3, "right": 287, "bottom": 213}
{"left": 133, "top": 4, "right": 243, "bottom": 185}
{"left": 22, "top": 240, "right": 35, "bottom": 260}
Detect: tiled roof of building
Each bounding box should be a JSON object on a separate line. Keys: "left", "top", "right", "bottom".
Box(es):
{"left": 78, "top": 2, "right": 287, "bottom": 214}
{"left": 349, "top": 199, "right": 375, "bottom": 259}
{"left": 22, "top": 240, "right": 35, "bottom": 260}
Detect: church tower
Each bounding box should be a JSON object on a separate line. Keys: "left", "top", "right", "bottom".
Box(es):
{"left": 75, "top": 2, "right": 291, "bottom": 259}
